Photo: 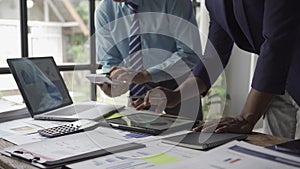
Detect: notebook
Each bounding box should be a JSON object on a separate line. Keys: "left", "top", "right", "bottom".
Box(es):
{"left": 162, "top": 132, "right": 247, "bottom": 150}
{"left": 104, "top": 113, "right": 195, "bottom": 135}
{"left": 7, "top": 57, "right": 124, "bottom": 121}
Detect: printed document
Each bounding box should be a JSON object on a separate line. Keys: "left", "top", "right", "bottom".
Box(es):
{"left": 154, "top": 140, "right": 300, "bottom": 169}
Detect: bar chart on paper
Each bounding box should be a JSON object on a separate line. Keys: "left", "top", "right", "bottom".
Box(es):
{"left": 156, "top": 141, "right": 300, "bottom": 169}
{"left": 68, "top": 140, "right": 204, "bottom": 169}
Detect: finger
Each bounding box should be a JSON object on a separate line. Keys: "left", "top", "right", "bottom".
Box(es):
{"left": 101, "top": 84, "right": 112, "bottom": 96}
{"left": 116, "top": 70, "right": 135, "bottom": 82}
{"left": 131, "top": 99, "right": 144, "bottom": 107}
{"left": 218, "top": 118, "right": 235, "bottom": 125}
{"left": 198, "top": 119, "right": 219, "bottom": 131}
{"left": 136, "top": 102, "right": 150, "bottom": 110}
{"left": 199, "top": 117, "right": 237, "bottom": 133}
{"left": 109, "top": 66, "right": 119, "bottom": 74}
{"left": 215, "top": 125, "right": 228, "bottom": 133}
{"left": 201, "top": 122, "right": 225, "bottom": 133}
{"left": 142, "top": 90, "right": 154, "bottom": 107}
{"left": 192, "top": 126, "right": 202, "bottom": 132}
{"left": 110, "top": 69, "right": 125, "bottom": 79}
{"left": 99, "top": 82, "right": 109, "bottom": 89}
{"left": 192, "top": 121, "right": 205, "bottom": 132}
{"left": 215, "top": 122, "right": 245, "bottom": 134}
{"left": 103, "top": 82, "right": 110, "bottom": 86}
{"left": 117, "top": 72, "right": 133, "bottom": 82}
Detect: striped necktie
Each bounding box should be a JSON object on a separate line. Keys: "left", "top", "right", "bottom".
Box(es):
{"left": 126, "top": 1, "right": 146, "bottom": 99}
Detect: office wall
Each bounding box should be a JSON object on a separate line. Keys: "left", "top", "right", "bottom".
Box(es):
{"left": 224, "top": 46, "right": 252, "bottom": 117}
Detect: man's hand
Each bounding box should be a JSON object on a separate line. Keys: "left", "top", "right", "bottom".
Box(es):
{"left": 109, "top": 66, "right": 152, "bottom": 84}
{"left": 131, "top": 87, "right": 181, "bottom": 114}
{"left": 192, "top": 116, "right": 255, "bottom": 134}
{"left": 98, "top": 82, "right": 129, "bottom": 97}
{"left": 193, "top": 88, "right": 274, "bottom": 134}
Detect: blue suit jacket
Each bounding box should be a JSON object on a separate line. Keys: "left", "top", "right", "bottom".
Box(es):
{"left": 194, "top": 0, "right": 300, "bottom": 105}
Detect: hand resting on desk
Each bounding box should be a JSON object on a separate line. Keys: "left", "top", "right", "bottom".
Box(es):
{"left": 193, "top": 116, "right": 254, "bottom": 134}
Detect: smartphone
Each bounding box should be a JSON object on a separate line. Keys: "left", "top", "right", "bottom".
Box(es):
{"left": 275, "top": 139, "right": 300, "bottom": 154}
{"left": 86, "top": 74, "right": 126, "bottom": 85}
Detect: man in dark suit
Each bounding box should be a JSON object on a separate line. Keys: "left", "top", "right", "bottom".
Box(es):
{"left": 134, "top": 0, "right": 300, "bottom": 139}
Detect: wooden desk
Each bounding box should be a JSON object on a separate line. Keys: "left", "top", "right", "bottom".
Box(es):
{"left": 0, "top": 132, "right": 292, "bottom": 169}
{"left": 246, "top": 132, "right": 291, "bottom": 147}
{"left": 0, "top": 139, "right": 38, "bottom": 169}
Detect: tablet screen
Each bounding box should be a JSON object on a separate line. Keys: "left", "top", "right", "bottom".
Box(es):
{"left": 105, "top": 113, "right": 194, "bottom": 135}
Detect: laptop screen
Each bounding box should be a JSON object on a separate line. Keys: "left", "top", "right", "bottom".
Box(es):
{"left": 7, "top": 57, "right": 73, "bottom": 116}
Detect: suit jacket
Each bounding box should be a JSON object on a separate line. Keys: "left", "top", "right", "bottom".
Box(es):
{"left": 194, "top": 0, "right": 300, "bottom": 105}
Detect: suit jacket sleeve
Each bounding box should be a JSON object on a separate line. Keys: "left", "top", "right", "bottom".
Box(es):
{"left": 193, "top": 16, "right": 234, "bottom": 95}
{"left": 251, "top": 0, "right": 300, "bottom": 94}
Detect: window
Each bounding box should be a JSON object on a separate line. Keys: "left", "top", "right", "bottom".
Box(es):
{"left": 0, "top": 0, "right": 23, "bottom": 113}
{"left": 0, "top": 0, "right": 21, "bottom": 67}
{"left": 0, "top": 0, "right": 98, "bottom": 117}
{"left": 27, "top": 0, "right": 90, "bottom": 64}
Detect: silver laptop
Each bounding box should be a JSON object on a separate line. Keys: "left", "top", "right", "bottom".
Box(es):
{"left": 7, "top": 57, "right": 124, "bottom": 121}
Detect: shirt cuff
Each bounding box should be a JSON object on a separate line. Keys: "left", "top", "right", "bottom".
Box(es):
{"left": 147, "top": 68, "right": 173, "bottom": 83}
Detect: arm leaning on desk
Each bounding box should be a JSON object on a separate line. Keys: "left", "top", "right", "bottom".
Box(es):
{"left": 0, "top": 133, "right": 292, "bottom": 169}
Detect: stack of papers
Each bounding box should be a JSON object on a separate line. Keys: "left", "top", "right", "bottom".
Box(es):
{"left": 1, "top": 130, "right": 145, "bottom": 168}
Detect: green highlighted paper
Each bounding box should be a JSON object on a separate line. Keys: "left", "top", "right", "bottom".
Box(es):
{"left": 106, "top": 113, "right": 124, "bottom": 119}
{"left": 141, "top": 153, "right": 181, "bottom": 165}
{"left": 106, "top": 113, "right": 132, "bottom": 126}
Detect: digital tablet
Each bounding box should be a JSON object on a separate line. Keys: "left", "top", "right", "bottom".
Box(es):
{"left": 162, "top": 132, "right": 247, "bottom": 150}
{"left": 104, "top": 113, "right": 195, "bottom": 135}
{"left": 275, "top": 139, "right": 300, "bottom": 154}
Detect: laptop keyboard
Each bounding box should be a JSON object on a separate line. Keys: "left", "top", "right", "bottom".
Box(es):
{"left": 49, "top": 105, "right": 96, "bottom": 116}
